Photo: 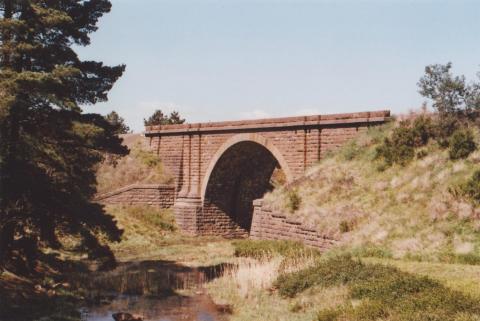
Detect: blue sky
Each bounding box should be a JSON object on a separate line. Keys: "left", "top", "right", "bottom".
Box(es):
{"left": 77, "top": 0, "right": 480, "bottom": 132}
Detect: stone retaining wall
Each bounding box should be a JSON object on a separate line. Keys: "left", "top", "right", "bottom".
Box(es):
{"left": 95, "top": 184, "right": 175, "bottom": 208}
{"left": 250, "top": 199, "right": 338, "bottom": 251}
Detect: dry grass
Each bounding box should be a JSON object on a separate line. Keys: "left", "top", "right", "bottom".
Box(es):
{"left": 264, "top": 120, "right": 480, "bottom": 262}
{"left": 96, "top": 133, "right": 173, "bottom": 194}
{"left": 207, "top": 253, "right": 342, "bottom": 321}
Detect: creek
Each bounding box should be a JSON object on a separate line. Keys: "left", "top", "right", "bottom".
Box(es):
{"left": 74, "top": 260, "right": 230, "bottom": 321}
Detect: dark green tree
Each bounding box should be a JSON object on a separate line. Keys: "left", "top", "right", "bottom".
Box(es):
{"left": 418, "top": 62, "right": 480, "bottom": 115}
{"left": 144, "top": 109, "right": 185, "bottom": 126}
{"left": 105, "top": 111, "right": 130, "bottom": 134}
{"left": 0, "top": 0, "right": 127, "bottom": 272}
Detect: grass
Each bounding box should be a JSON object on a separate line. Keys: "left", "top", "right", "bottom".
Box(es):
{"left": 96, "top": 134, "right": 173, "bottom": 194}
{"left": 104, "top": 204, "right": 234, "bottom": 266}
{"left": 232, "top": 239, "right": 320, "bottom": 260}
{"left": 275, "top": 255, "right": 480, "bottom": 321}
{"left": 263, "top": 118, "right": 480, "bottom": 262}
{"left": 205, "top": 240, "right": 480, "bottom": 321}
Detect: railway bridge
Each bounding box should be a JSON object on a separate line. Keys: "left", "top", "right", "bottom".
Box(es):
{"left": 144, "top": 110, "right": 390, "bottom": 236}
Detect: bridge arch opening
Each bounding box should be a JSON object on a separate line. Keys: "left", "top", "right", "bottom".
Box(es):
{"left": 202, "top": 139, "right": 288, "bottom": 237}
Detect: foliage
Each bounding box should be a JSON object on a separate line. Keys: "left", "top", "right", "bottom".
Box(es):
{"left": 286, "top": 189, "right": 302, "bottom": 213}
{"left": 143, "top": 109, "right": 185, "bottom": 126}
{"left": 452, "top": 170, "right": 480, "bottom": 206}
{"left": 449, "top": 129, "right": 477, "bottom": 160}
{"left": 375, "top": 116, "right": 433, "bottom": 167}
{"left": 275, "top": 256, "right": 480, "bottom": 321}
{"left": 0, "top": 0, "right": 126, "bottom": 272}
{"left": 418, "top": 62, "right": 480, "bottom": 116}
{"left": 233, "top": 239, "right": 319, "bottom": 260}
{"left": 105, "top": 111, "right": 130, "bottom": 134}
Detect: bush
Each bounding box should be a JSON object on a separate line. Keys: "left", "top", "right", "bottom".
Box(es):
{"left": 232, "top": 239, "right": 319, "bottom": 260}
{"left": 340, "top": 140, "right": 361, "bottom": 161}
{"left": 434, "top": 114, "right": 461, "bottom": 148}
{"left": 452, "top": 170, "right": 480, "bottom": 206}
{"left": 449, "top": 129, "right": 477, "bottom": 160}
{"left": 286, "top": 189, "right": 302, "bottom": 213}
{"left": 375, "top": 116, "right": 438, "bottom": 168}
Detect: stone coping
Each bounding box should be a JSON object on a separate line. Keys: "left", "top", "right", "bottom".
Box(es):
{"left": 145, "top": 110, "right": 390, "bottom": 136}
{"left": 94, "top": 184, "right": 175, "bottom": 201}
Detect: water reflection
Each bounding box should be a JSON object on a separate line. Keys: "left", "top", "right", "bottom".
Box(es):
{"left": 75, "top": 260, "right": 232, "bottom": 321}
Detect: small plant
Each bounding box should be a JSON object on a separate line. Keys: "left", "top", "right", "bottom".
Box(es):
{"left": 416, "top": 149, "right": 428, "bottom": 159}
{"left": 317, "top": 308, "right": 342, "bottom": 321}
{"left": 449, "top": 129, "right": 477, "bottom": 160}
{"left": 450, "top": 170, "right": 480, "bottom": 205}
{"left": 340, "top": 140, "right": 361, "bottom": 161}
{"left": 287, "top": 189, "right": 302, "bottom": 213}
{"left": 339, "top": 220, "right": 352, "bottom": 233}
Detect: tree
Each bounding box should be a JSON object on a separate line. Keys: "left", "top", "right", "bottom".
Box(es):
{"left": 418, "top": 62, "right": 480, "bottom": 116}
{"left": 105, "top": 111, "right": 130, "bottom": 134}
{"left": 0, "top": 0, "right": 127, "bottom": 272}
{"left": 144, "top": 109, "right": 186, "bottom": 126}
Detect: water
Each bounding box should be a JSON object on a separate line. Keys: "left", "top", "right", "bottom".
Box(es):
{"left": 75, "top": 260, "right": 231, "bottom": 321}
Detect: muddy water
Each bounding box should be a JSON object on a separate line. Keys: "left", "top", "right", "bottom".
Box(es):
{"left": 75, "top": 260, "right": 230, "bottom": 321}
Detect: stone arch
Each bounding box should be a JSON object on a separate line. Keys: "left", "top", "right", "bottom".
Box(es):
{"left": 200, "top": 133, "right": 293, "bottom": 202}
{"left": 199, "top": 134, "right": 292, "bottom": 236}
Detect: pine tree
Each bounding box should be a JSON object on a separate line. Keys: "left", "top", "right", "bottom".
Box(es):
{"left": 0, "top": 0, "right": 127, "bottom": 271}
{"left": 105, "top": 111, "right": 130, "bottom": 134}
{"left": 144, "top": 109, "right": 185, "bottom": 126}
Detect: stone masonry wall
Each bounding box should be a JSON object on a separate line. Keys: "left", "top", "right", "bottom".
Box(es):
{"left": 250, "top": 199, "right": 338, "bottom": 251}
{"left": 95, "top": 184, "right": 175, "bottom": 208}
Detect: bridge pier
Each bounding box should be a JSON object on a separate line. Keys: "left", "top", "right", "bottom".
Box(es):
{"left": 173, "top": 196, "right": 202, "bottom": 236}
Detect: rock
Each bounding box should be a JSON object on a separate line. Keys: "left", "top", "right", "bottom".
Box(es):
{"left": 112, "top": 312, "right": 143, "bottom": 321}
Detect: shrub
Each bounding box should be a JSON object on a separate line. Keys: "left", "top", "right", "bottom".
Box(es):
{"left": 340, "top": 140, "right": 361, "bottom": 161}
{"left": 449, "top": 129, "right": 477, "bottom": 160}
{"left": 452, "top": 170, "right": 480, "bottom": 205}
{"left": 286, "top": 189, "right": 301, "bottom": 213}
{"left": 375, "top": 120, "right": 421, "bottom": 167}
{"left": 435, "top": 115, "right": 460, "bottom": 148}
{"left": 411, "top": 115, "right": 434, "bottom": 147}
{"left": 375, "top": 116, "right": 436, "bottom": 167}
{"left": 232, "top": 239, "right": 318, "bottom": 260}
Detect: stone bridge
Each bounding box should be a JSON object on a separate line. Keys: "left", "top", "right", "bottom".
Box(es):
{"left": 145, "top": 110, "right": 390, "bottom": 237}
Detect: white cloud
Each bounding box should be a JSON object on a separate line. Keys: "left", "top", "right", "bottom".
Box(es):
{"left": 240, "top": 109, "right": 270, "bottom": 119}
{"left": 293, "top": 108, "right": 321, "bottom": 116}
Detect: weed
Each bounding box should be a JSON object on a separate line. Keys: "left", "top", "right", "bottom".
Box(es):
{"left": 286, "top": 189, "right": 302, "bottom": 213}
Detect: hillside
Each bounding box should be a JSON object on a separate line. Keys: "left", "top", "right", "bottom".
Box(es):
{"left": 96, "top": 133, "right": 173, "bottom": 194}
{"left": 264, "top": 118, "right": 480, "bottom": 263}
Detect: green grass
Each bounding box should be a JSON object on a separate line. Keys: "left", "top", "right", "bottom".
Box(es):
{"left": 232, "top": 239, "right": 320, "bottom": 260}
{"left": 275, "top": 255, "right": 480, "bottom": 321}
